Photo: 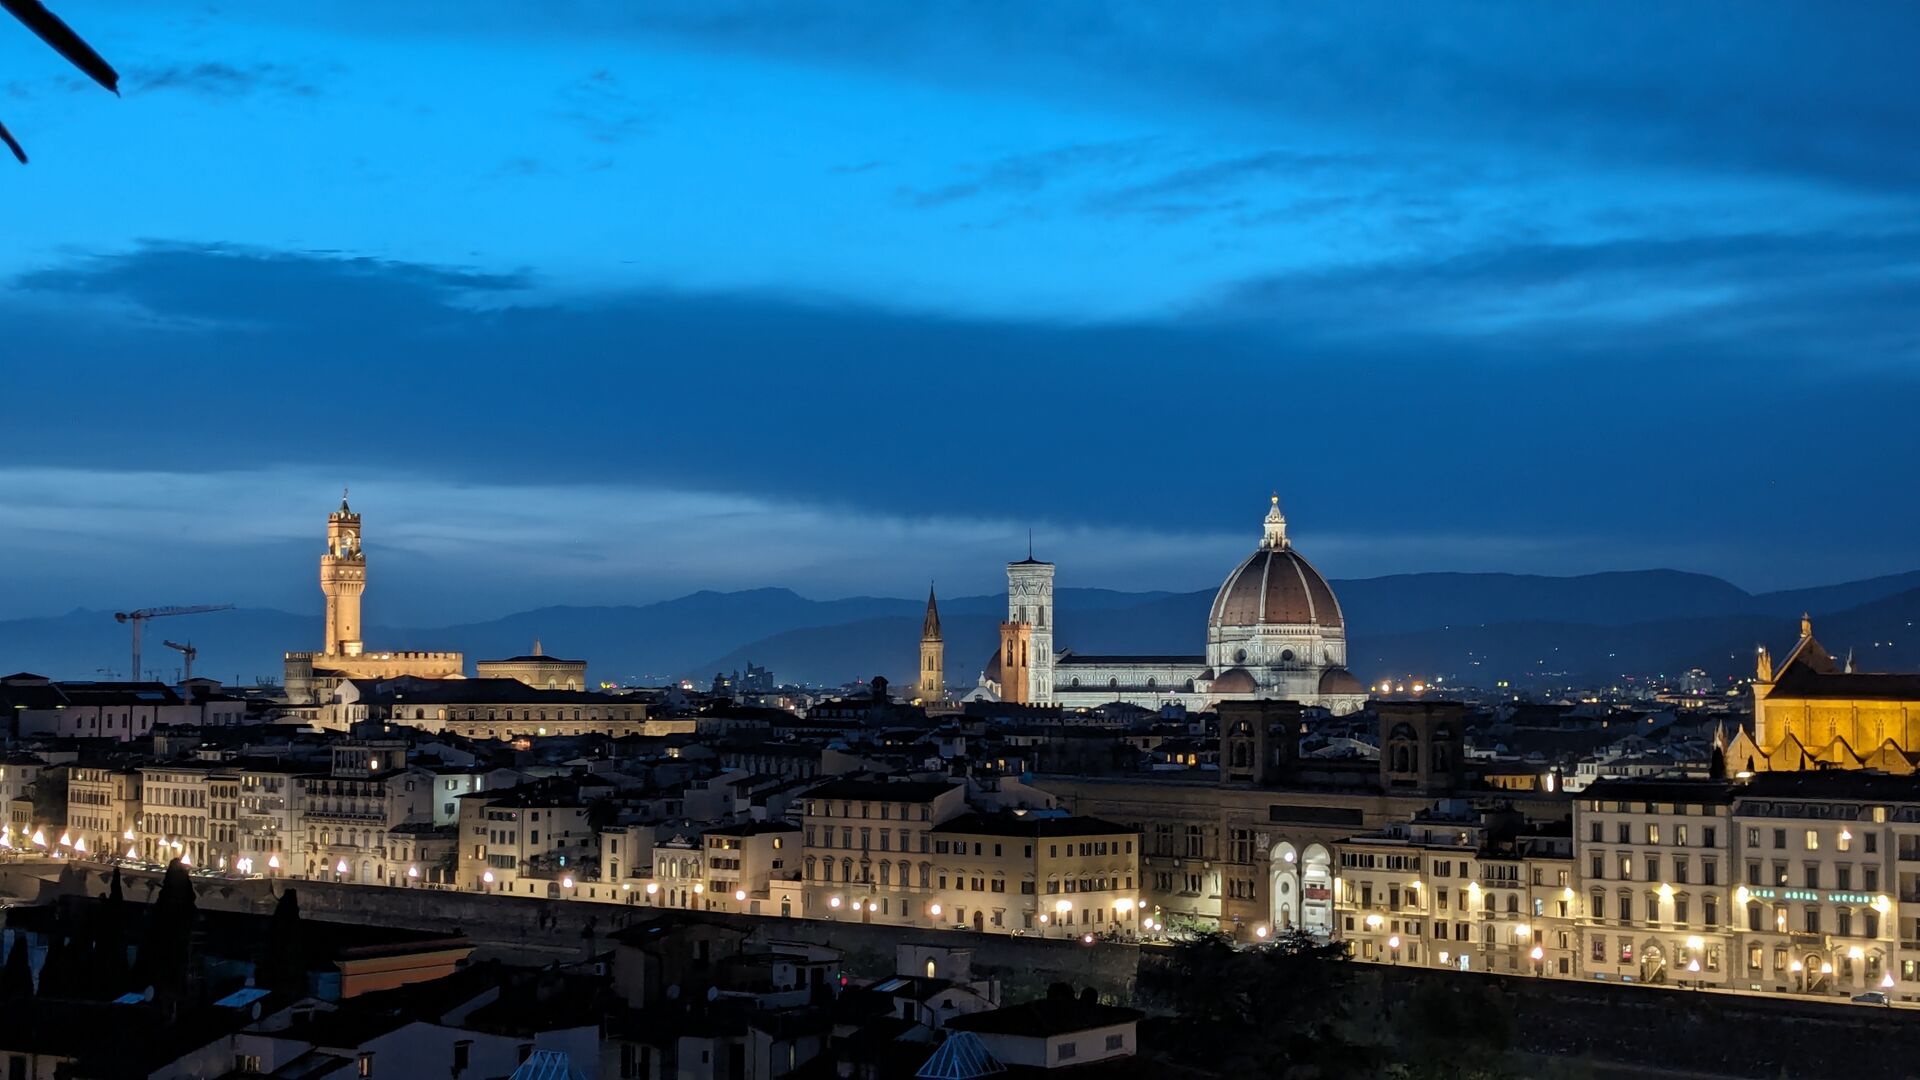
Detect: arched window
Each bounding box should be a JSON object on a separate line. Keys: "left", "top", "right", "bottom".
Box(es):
{"left": 1146, "top": 677, "right": 1157, "bottom": 689}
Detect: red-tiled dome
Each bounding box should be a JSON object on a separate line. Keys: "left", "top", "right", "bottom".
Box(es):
{"left": 1209, "top": 497, "right": 1343, "bottom": 631}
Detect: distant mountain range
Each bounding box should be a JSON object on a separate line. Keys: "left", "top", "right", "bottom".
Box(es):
{"left": 6, "top": 570, "right": 1919, "bottom": 691}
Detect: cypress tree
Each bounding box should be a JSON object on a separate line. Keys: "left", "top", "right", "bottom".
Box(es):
{"left": 93, "top": 866, "right": 131, "bottom": 996}
{"left": 0, "top": 936, "right": 33, "bottom": 1001}
{"left": 257, "top": 889, "right": 306, "bottom": 994}
{"left": 138, "top": 859, "right": 198, "bottom": 1006}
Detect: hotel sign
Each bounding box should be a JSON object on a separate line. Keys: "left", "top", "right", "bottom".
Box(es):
{"left": 1743, "top": 887, "right": 1880, "bottom": 905}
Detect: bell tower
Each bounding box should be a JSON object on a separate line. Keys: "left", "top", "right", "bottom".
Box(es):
{"left": 919, "top": 585, "right": 945, "bottom": 703}
{"left": 321, "top": 490, "right": 366, "bottom": 657}
{"left": 1007, "top": 539, "right": 1055, "bottom": 705}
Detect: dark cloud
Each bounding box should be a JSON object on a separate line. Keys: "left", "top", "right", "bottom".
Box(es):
{"left": 901, "top": 139, "right": 1155, "bottom": 208}
{"left": 133, "top": 62, "right": 322, "bottom": 98}
{"left": 4, "top": 241, "right": 1918, "bottom": 592}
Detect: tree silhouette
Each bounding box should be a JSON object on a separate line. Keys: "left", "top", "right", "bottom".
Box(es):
{"left": 256, "top": 889, "right": 306, "bottom": 994}
{"left": 93, "top": 867, "right": 132, "bottom": 996}
{"left": 137, "top": 859, "right": 197, "bottom": 1008}
{"left": 0, "top": 936, "right": 34, "bottom": 1002}
{"left": 1, "top": 0, "right": 119, "bottom": 163}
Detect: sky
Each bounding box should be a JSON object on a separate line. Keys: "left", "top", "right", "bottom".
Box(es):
{"left": 2, "top": 1, "right": 1918, "bottom": 621}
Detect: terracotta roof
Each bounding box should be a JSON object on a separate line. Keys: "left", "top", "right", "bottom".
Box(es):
{"left": 1209, "top": 546, "right": 1343, "bottom": 629}
{"left": 1318, "top": 667, "right": 1367, "bottom": 695}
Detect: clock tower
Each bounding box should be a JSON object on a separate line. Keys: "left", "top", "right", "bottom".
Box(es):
{"left": 321, "top": 490, "right": 366, "bottom": 656}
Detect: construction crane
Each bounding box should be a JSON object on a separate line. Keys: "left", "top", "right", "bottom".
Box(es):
{"left": 162, "top": 639, "right": 197, "bottom": 683}
{"left": 113, "top": 605, "right": 233, "bottom": 682}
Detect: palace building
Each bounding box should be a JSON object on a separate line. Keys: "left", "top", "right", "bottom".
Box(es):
{"left": 283, "top": 493, "right": 464, "bottom": 703}
{"left": 1723, "top": 615, "right": 1920, "bottom": 773}
{"left": 976, "top": 495, "right": 1368, "bottom": 714}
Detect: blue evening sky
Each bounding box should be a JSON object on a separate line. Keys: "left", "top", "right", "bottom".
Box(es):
{"left": 2, "top": 2, "right": 1917, "bottom": 619}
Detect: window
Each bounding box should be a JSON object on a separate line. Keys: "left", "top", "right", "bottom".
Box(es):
{"left": 1675, "top": 824, "right": 1689, "bottom": 846}
{"left": 1703, "top": 826, "right": 1717, "bottom": 848}
{"left": 1591, "top": 854, "right": 1605, "bottom": 880}
{"left": 1806, "top": 829, "right": 1820, "bottom": 851}
{"left": 1805, "top": 907, "right": 1821, "bottom": 934}
{"left": 1704, "top": 895, "right": 1718, "bottom": 927}
{"left": 1673, "top": 857, "right": 1689, "bottom": 884}
{"left": 1702, "top": 860, "right": 1717, "bottom": 886}
{"left": 1105, "top": 1034, "right": 1124, "bottom": 1052}
{"left": 1772, "top": 829, "right": 1786, "bottom": 850}
{"left": 1747, "top": 827, "right": 1760, "bottom": 847}
{"left": 454, "top": 1042, "right": 472, "bottom": 1074}
{"left": 357, "top": 1054, "right": 374, "bottom": 1079}
{"left": 1839, "top": 908, "right": 1854, "bottom": 937}
{"left": 1804, "top": 864, "right": 1820, "bottom": 889}
{"left": 1590, "top": 821, "right": 1602, "bottom": 842}
{"left": 1057, "top": 1043, "right": 1078, "bottom": 1062}
{"left": 1591, "top": 935, "right": 1606, "bottom": 962}
{"left": 1646, "top": 824, "right": 1661, "bottom": 845}
{"left": 1617, "top": 823, "right": 1630, "bottom": 844}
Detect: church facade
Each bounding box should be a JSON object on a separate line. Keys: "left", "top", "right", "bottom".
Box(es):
{"left": 1723, "top": 615, "right": 1920, "bottom": 773}
{"left": 976, "top": 496, "right": 1369, "bottom": 714}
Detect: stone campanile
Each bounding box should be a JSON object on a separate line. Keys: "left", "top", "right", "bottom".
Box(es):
{"left": 918, "top": 585, "right": 945, "bottom": 703}
{"left": 1007, "top": 541, "right": 1055, "bottom": 705}
{"left": 321, "top": 490, "right": 366, "bottom": 656}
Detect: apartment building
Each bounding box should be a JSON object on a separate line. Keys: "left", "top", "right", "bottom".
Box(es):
{"left": 927, "top": 813, "right": 1141, "bottom": 936}
{"left": 799, "top": 778, "right": 967, "bottom": 921}
{"left": 65, "top": 765, "right": 141, "bottom": 859}
{"left": 457, "top": 780, "right": 597, "bottom": 895}
{"left": 700, "top": 820, "right": 801, "bottom": 916}
{"left": 1573, "top": 779, "right": 1738, "bottom": 988}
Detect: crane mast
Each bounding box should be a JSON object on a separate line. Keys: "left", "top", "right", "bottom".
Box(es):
{"left": 113, "top": 604, "right": 234, "bottom": 681}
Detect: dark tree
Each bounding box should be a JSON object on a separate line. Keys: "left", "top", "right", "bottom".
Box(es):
{"left": 1396, "top": 979, "right": 1516, "bottom": 1079}
{"left": 1138, "top": 929, "right": 1370, "bottom": 1074}
{"left": 0, "top": 936, "right": 34, "bottom": 1001}
{"left": 137, "top": 859, "right": 198, "bottom": 1006}
{"left": 256, "top": 889, "right": 306, "bottom": 994}
{"left": 92, "top": 866, "right": 131, "bottom": 996}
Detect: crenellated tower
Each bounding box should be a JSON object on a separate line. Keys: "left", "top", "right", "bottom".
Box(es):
{"left": 321, "top": 489, "right": 366, "bottom": 656}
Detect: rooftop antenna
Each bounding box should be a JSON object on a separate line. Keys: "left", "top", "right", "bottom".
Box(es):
{"left": 1027, "top": 529, "right": 1033, "bottom": 560}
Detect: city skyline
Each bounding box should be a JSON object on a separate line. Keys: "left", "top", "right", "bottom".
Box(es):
{"left": 5, "top": 2, "right": 1920, "bottom": 616}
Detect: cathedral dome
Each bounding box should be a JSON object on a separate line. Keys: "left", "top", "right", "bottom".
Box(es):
{"left": 1318, "top": 667, "right": 1365, "bottom": 695}
{"left": 1208, "top": 496, "right": 1344, "bottom": 631}
{"left": 1211, "top": 667, "right": 1258, "bottom": 694}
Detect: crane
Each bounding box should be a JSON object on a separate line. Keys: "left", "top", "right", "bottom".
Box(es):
{"left": 113, "top": 605, "right": 233, "bottom": 682}
{"left": 162, "top": 639, "right": 197, "bottom": 683}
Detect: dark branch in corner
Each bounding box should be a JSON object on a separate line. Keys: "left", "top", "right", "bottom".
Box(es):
{"left": 2, "top": 0, "right": 120, "bottom": 164}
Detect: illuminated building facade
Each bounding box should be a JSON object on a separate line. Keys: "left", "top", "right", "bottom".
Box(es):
{"left": 976, "top": 497, "right": 1368, "bottom": 714}
{"left": 1724, "top": 615, "right": 1920, "bottom": 773}
{"left": 283, "top": 493, "right": 464, "bottom": 703}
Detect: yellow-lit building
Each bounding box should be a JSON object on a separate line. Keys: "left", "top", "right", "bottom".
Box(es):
{"left": 284, "top": 494, "right": 463, "bottom": 703}
{"left": 1726, "top": 615, "right": 1920, "bottom": 773}
{"left": 927, "top": 812, "right": 1141, "bottom": 936}
{"left": 475, "top": 639, "right": 588, "bottom": 691}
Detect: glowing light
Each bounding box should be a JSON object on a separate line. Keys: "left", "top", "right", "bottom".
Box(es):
{"left": 268, "top": 854, "right": 280, "bottom": 869}
{"left": 1686, "top": 936, "right": 1704, "bottom": 951}
{"left": 1874, "top": 895, "right": 1892, "bottom": 914}
{"left": 1820, "top": 962, "right": 1834, "bottom": 975}
{"left": 1056, "top": 899, "right": 1072, "bottom": 914}
{"left": 735, "top": 889, "right": 747, "bottom": 901}
{"left": 1082, "top": 934, "right": 1093, "bottom": 945}
{"left": 180, "top": 851, "right": 192, "bottom": 867}
{"left": 483, "top": 870, "right": 495, "bottom": 883}
{"left": 335, "top": 858, "right": 348, "bottom": 874}
{"left": 1365, "top": 914, "right": 1384, "bottom": 929}
{"left": 646, "top": 882, "right": 659, "bottom": 895}
{"left": 829, "top": 896, "right": 842, "bottom": 908}
{"left": 1530, "top": 946, "right": 1544, "bottom": 961}
{"left": 1658, "top": 883, "right": 1674, "bottom": 899}
{"left": 1849, "top": 947, "right": 1865, "bottom": 961}
{"left": 72, "top": 837, "right": 86, "bottom": 853}
{"left": 1735, "top": 886, "right": 1750, "bottom": 905}
{"left": 1388, "top": 935, "right": 1401, "bottom": 949}
{"left": 929, "top": 903, "right": 942, "bottom": 916}
{"left": 1283, "top": 850, "right": 1296, "bottom": 864}
{"left": 1255, "top": 925, "right": 1269, "bottom": 939}
{"left": 30, "top": 829, "right": 46, "bottom": 847}
{"left": 126, "top": 846, "right": 139, "bottom": 859}
{"left": 562, "top": 876, "right": 574, "bottom": 889}
{"left": 851, "top": 901, "right": 863, "bottom": 912}
{"left": 407, "top": 865, "right": 419, "bottom": 878}
{"left": 1884, "top": 972, "right": 1898, "bottom": 989}
{"left": 1116, "top": 898, "right": 1133, "bottom": 912}
{"left": 1039, "top": 914, "right": 1050, "bottom": 925}
{"left": 1687, "top": 959, "right": 1701, "bottom": 973}
{"left": 123, "top": 828, "right": 135, "bottom": 841}
{"left": 1790, "top": 960, "right": 1804, "bottom": 973}
{"left": 57, "top": 832, "right": 71, "bottom": 847}
{"left": 1516, "top": 924, "right": 1532, "bottom": 939}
